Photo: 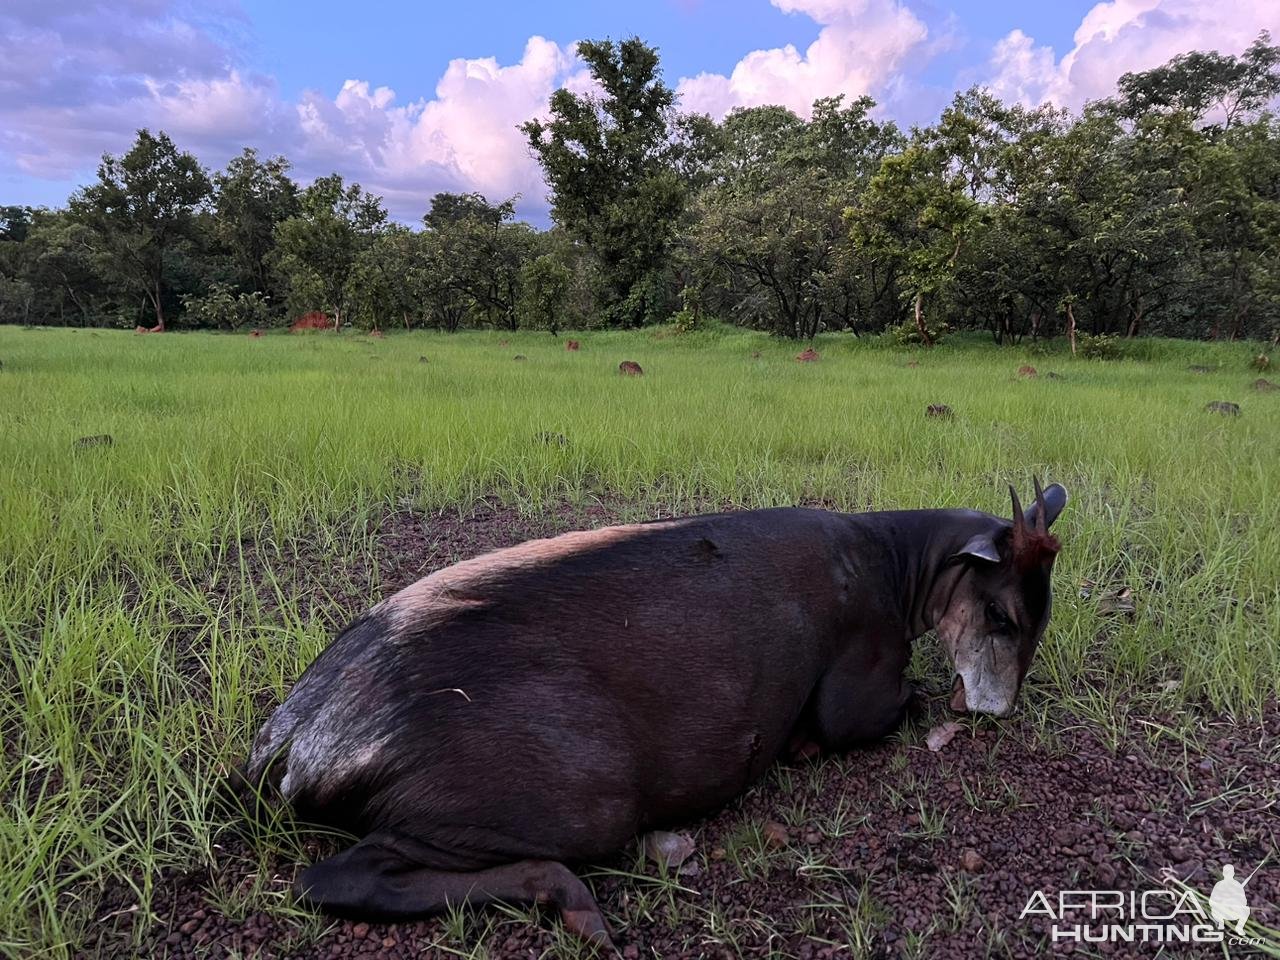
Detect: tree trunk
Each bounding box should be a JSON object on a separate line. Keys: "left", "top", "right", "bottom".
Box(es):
{"left": 1066, "top": 302, "right": 1077, "bottom": 356}
{"left": 149, "top": 281, "right": 165, "bottom": 332}
{"left": 1126, "top": 302, "right": 1142, "bottom": 339}
{"left": 914, "top": 291, "right": 933, "bottom": 347}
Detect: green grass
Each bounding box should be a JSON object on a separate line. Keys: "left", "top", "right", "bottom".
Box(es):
{"left": 0, "top": 323, "right": 1276, "bottom": 955}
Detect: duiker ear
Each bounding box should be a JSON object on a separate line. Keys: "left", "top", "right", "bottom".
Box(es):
{"left": 953, "top": 533, "right": 1001, "bottom": 564}
{"left": 1024, "top": 482, "right": 1069, "bottom": 530}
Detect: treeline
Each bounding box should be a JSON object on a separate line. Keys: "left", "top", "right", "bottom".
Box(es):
{"left": 2, "top": 34, "right": 1280, "bottom": 342}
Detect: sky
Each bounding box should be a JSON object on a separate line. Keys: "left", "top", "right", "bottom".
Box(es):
{"left": 2, "top": 0, "right": 1277, "bottom": 222}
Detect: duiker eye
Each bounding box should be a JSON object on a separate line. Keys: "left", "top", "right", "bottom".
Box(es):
{"left": 986, "top": 601, "right": 1012, "bottom": 630}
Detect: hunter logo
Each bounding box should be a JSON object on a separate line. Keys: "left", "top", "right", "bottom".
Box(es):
{"left": 1209, "top": 864, "right": 1253, "bottom": 935}
{"left": 1020, "top": 862, "right": 1264, "bottom": 947}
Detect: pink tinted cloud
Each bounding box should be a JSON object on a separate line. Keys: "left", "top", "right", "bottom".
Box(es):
{"left": 984, "top": 0, "right": 1280, "bottom": 110}
{"left": 0, "top": 3, "right": 584, "bottom": 219}
{"left": 675, "top": 0, "right": 930, "bottom": 118}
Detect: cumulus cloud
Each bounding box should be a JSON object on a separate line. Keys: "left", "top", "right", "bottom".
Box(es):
{"left": 7, "top": 0, "right": 1277, "bottom": 222}
{"left": 0, "top": 2, "right": 584, "bottom": 219}
{"left": 292, "top": 37, "right": 585, "bottom": 217}
{"left": 983, "top": 0, "right": 1280, "bottom": 110}
{"left": 675, "top": 0, "right": 930, "bottom": 119}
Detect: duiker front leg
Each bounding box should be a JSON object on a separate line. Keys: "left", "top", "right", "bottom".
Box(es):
{"left": 808, "top": 640, "right": 914, "bottom": 750}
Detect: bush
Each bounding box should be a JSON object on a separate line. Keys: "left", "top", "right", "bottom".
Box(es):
{"left": 182, "top": 282, "right": 272, "bottom": 330}
{"left": 890, "top": 319, "right": 948, "bottom": 347}
{"left": 1076, "top": 333, "right": 1121, "bottom": 360}
{"left": 670, "top": 308, "right": 702, "bottom": 335}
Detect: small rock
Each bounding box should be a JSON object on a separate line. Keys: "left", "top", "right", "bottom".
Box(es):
{"left": 803, "top": 828, "right": 822, "bottom": 845}
{"left": 710, "top": 847, "right": 726, "bottom": 861}
{"left": 795, "top": 347, "right": 820, "bottom": 363}
{"left": 1017, "top": 364, "right": 1038, "bottom": 378}
{"left": 762, "top": 821, "right": 790, "bottom": 848}
{"left": 382, "top": 935, "right": 397, "bottom": 948}
{"left": 418, "top": 356, "right": 429, "bottom": 363}
{"left": 623, "top": 946, "right": 640, "bottom": 959}
{"left": 565, "top": 340, "right": 580, "bottom": 351}
{"left": 643, "top": 830, "right": 695, "bottom": 869}
{"left": 1252, "top": 378, "right": 1277, "bottom": 391}
{"left": 1205, "top": 400, "right": 1240, "bottom": 416}
{"left": 925, "top": 403, "right": 953, "bottom": 419}
{"left": 618, "top": 360, "right": 644, "bottom": 376}
{"left": 179, "top": 918, "right": 200, "bottom": 935}
{"left": 960, "top": 849, "right": 985, "bottom": 873}
{"left": 351, "top": 922, "right": 370, "bottom": 939}
{"left": 513, "top": 354, "right": 527, "bottom": 361}
{"left": 1197, "top": 758, "right": 1213, "bottom": 773}
{"left": 926, "top": 720, "right": 964, "bottom": 752}
{"left": 679, "top": 859, "right": 702, "bottom": 878}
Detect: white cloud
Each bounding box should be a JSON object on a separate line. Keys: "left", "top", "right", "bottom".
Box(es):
{"left": 675, "top": 0, "right": 930, "bottom": 119}
{"left": 984, "top": 0, "right": 1280, "bottom": 110}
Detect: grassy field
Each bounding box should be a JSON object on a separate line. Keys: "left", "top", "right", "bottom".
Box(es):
{"left": 0, "top": 324, "right": 1277, "bottom": 956}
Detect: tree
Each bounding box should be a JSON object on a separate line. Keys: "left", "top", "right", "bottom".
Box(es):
{"left": 687, "top": 97, "right": 901, "bottom": 338}
{"left": 0, "top": 206, "right": 32, "bottom": 243}
{"left": 212, "top": 149, "right": 299, "bottom": 300}
{"left": 273, "top": 174, "right": 386, "bottom": 330}
{"left": 347, "top": 225, "right": 421, "bottom": 331}
{"left": 1115, "top": 32, "right": 1280, "bottom": 130}
{"left": 523, "top": 37, "right": 686, "bottom": 327}
{"left": 70, "top": 129, "right": 211, "bottom": 331}
{"left": 849, "top": 140, "right": 981, "bottom": 346}
{"left": 422, "top": 193, "right": 535, "bottom": 330}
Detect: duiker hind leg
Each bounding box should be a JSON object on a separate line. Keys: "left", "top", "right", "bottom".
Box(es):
{"left": 294, "top": 831, "right": 611, "bottom": 947}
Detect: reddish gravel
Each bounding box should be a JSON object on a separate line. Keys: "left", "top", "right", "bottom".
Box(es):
{"left": 81, "top": 505, "right": 1280, "bottom": 959}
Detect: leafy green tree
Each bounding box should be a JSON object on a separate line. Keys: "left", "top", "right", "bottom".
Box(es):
{"left": 347, "top": 225, "right": 422, "bottom": 331}
{"left": 212, "top": 149, "right": 299, "bottom": 301}
{"left": 70, "top": 129, "right": 211, "bottom": 330}
{"left": 523, "top": 37, "right": 685, "bottom": 326}
{"left": 849, "top": 140, "right": 980, "bottom": 346}
{"left": 1115, "top": 32, "right": 1280, "bottom": 129}
{"left": 517, "top": 251, "right": 573, "bottom": 334}
{"left": 687, "top": 97, "right": 900, "bottom": 338}
{"left": 0, "top": 206, "right": 32, "bottom": 243}
{"left": 17, "top": 211, "right": 109, "bottom": 325}
{"left": 417, "top": 192, "right": 537, "bottom": 330}
{"left": 273, "top": 174, "right": 386, "bottom": 330}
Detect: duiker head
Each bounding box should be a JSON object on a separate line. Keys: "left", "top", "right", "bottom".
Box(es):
{"left": 938, "top": 480, "right": 1068, "bottom": 717}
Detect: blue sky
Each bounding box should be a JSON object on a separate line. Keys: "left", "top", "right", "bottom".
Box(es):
{"left": 2, "top": 0, "right": 1275, "bottom": 220}
{"left": 238, "top": 0, "right": 1086, "bottom": 105}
